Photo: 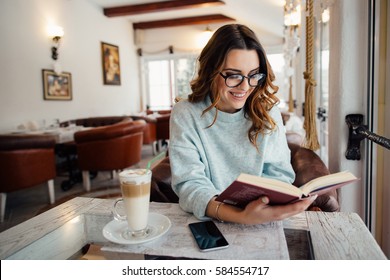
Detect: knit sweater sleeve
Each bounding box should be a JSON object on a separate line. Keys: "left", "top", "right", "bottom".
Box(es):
{"left": 169, "top": 100, "right": 218, "bottom": 220}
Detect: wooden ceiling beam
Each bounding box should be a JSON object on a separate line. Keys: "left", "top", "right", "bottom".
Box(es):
{"left": 104, "top": 0, "right": 225, "bottom": 17}
{"left": 133, "top": 14, "right": 234, "bottom": 29}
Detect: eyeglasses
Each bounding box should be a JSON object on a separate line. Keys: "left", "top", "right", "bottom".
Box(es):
{"left": 219, "top": 72, "right": 266, "bottom": 88}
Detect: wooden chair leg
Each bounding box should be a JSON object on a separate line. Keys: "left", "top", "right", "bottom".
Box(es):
{"left": 152, "top": 141, "right": 158, "bottom": 155}
{"left": 157, "top": 140, "right": 163, "bottom": 153}
{"left": 111, "top": 170, "right": 117, "bottom": 180}
{"left": 47, "top": 179, "right": 55, "bottom": 204}
{"left": 0, "top": 192, "right": 6, "bottom": 223}
{"left": 82, "top": 170, "right": 91, "bottom": 192}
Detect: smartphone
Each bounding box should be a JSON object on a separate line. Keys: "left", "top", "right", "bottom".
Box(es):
{"left": 188, "top": 221, "right": 229, "bottom": 252}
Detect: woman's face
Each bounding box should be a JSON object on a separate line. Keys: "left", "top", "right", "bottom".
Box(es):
{"left": 216, "top": 49, "right": 260, "bottom": 113}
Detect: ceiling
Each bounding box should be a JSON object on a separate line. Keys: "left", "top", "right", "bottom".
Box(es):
{"left": 88, "top": 0, "right": 286, "bottom": 47}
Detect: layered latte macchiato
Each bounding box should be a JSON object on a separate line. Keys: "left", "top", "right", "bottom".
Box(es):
{"left": 113, "top": 169, "right": 152, "bottom": 238}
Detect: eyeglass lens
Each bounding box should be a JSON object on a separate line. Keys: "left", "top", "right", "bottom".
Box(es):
{"left": 221, "top": 73, "right": 265, "bottom": 88}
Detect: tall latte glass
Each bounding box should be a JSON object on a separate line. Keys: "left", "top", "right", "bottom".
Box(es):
{"left": 113, "top": 169, "right": 152, "bottom": 239}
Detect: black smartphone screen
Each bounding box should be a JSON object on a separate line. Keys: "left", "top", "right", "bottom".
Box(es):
{"left": 188, "top": 221, "right": 229, "bottom": 251}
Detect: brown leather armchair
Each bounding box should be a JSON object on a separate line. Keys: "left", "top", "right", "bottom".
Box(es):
{"left": 58, "top": 116, "right": 133, "bottom": 190}
{"left": 150, "top": 142, "right": 339, "bottom": 212}
{"left": 155, "top": 114, "right": 170, "bottom": 142}
{"left": 131, "top": 114, "right": 170, "bottom": 155}
{"left": 154, "top": 114, "right": 170, "bottom": 154}
{"left": 74, "top": 119, "right": 146, "bottom": 191}
{"left": 130, "top": 115, "right": 157, "bottom": 145}
{"left": 0, "top": 135, "right": 57, "bottom": 222}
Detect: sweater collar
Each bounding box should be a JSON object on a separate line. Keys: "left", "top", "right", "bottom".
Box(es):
{"left": 204, "top": 96, "right": 245, "bottom": 123}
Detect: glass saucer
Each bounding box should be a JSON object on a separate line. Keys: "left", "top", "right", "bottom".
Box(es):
{"left": 102, "top": 213, "right": 171, "bottom": 245}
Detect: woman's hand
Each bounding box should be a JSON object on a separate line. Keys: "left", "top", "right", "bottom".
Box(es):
{"left": 239, "top": 195, "right": 317, "bottom": 224}
{"left": 206, "top": 195, "right": 317, "bottom": 225}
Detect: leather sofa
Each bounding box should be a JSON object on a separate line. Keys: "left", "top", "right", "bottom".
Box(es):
{"left": 61, "top": 114, "right": 171, "bottom": 151}
{"left": 60, "top": 116, "right": 131, "bottom": 128}
{"left": 150, "top": 142, "right": 339, "bottom": 212}
{"left": 0, "top": 135, "right": 57, "bottom": 222}
{"left": 74, "top": 119, "right": 146, "bottom": 191}
{"left": 62, "top": 115, "right": 159, "bottom": 148}
{"left": 146, "top": 109, "right": 172, "bottom": 115}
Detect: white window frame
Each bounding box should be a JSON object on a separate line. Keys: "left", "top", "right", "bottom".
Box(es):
{"left": 140, "top": 53, "right": 197, "bottom": 111}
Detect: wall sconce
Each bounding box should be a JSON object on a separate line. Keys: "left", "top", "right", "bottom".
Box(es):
{"left": 321, "top": 8, "right": 330, "bottom": 23}
{"left": 47, "top": 25, "right": 64, "bottom": 60}
{"left": 284, "top": 0, "right": 301, "bottom": 27}
{"left": 197, "top": 26, "right": 213, "bottom": 49}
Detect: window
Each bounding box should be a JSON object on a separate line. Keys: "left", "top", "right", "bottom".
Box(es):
{"left": 147, "top": 60, "right": 172, "bottom": 109}
{"left": 267, "top": 53, "right": 286, "bottom": 107}
{"left": 143, "top": 55, "right": 197, "bottom": 110}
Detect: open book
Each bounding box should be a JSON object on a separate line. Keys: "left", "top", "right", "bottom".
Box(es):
{"left": 216, "top": 171, "right": 358, "bottom": 208}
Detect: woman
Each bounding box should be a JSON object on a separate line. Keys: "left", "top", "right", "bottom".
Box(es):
{"left": 169, "top": 24, "right": 316, "bottom": 225}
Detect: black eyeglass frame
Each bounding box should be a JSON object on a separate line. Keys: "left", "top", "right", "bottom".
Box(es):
{"left": 219, "top": 72, "right": 266, "bottom": 88}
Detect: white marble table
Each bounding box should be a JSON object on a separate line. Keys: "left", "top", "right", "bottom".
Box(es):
{"left": 0, "top": 197, "right": 387, "bottom": 260}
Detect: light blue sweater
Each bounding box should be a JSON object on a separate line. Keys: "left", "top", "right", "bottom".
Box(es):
{"left": 169, "top": 98, "right": 295, "bottom": 220}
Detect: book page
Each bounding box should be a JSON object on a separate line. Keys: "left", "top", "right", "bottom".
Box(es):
{"left": 237, "top": 173, "right": 302, "bottom": 197}
{"left": 300, "top": 171, "right": 358, "bottom": 195}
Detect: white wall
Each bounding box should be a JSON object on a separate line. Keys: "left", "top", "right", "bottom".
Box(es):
{"left": 0, "top": 0, "right": 141, "bottom": 132}
{"left": 328, "top": 0, "right": 368, "bottom": 215}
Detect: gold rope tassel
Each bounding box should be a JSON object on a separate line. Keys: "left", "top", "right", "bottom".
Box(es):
{"left": 303, "top": 0, "right": 320, "bottom": 151}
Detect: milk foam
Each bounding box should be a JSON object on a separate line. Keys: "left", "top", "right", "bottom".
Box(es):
{"left": 119, "top": 169, "right": 151, "bottom": 185}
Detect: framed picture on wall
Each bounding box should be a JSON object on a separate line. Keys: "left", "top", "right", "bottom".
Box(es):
{"left": 42, "top": 69, "right": 72, "bottom": 101}
{"left": 101, "top": 42, "right": 121, "bottom": 85}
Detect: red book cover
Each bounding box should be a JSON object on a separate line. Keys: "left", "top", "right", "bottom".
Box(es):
{"left": 216, "top": 180, "right": 301, "bottom": 208}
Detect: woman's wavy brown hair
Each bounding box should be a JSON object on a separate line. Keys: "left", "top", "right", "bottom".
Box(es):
{"left": 188, "top": 24, "right": 279, "bottom": 146}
